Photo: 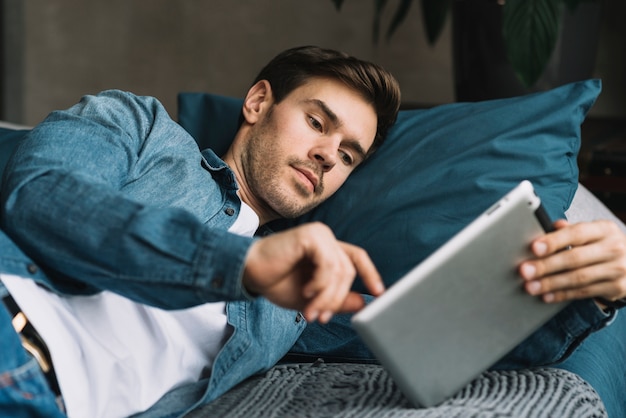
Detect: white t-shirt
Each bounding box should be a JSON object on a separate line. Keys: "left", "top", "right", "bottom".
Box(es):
{"left": 1, "top": 202, "right": 259, "bottom": 418}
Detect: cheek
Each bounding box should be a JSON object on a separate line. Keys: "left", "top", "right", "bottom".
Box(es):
{"left": 324, "top": 169, "right": 352, "bottom": 196}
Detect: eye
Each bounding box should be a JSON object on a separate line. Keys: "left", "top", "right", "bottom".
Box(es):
{"left": 339, "top": 150, "right": 354, "bottom": 166}
{"left": 308, "top": 116, "right": 323, "bottom": 132}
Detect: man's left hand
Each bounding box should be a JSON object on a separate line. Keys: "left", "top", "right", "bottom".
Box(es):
{"left": 520, "top": 219, "right": 626, "bottom": 305}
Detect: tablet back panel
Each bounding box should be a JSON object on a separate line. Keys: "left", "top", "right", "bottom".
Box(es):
{"left": 352, "top": 180, "right": 567, "bottom": 407}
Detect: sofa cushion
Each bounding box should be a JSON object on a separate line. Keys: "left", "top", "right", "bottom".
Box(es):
{"left": 178, "top": 80, "right": 600, "bottom": 290}
{"left": 177, "top": 93, "right": 243, "bottom": 157}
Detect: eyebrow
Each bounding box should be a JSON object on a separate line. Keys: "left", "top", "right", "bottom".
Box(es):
{"left": 306, "top": 99, "right": 368, "bottom": 162}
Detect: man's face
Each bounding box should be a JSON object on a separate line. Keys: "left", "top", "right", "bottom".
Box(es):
{"left": 236, "top": 77, "right": 377, "bottom": 222}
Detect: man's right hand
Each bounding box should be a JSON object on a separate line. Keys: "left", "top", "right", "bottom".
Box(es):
{"left": 242, "top": 222, "right": 385, "bottom": 323}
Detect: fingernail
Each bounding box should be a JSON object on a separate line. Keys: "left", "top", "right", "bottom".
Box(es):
{"left": 521, "top": 263, "right": 536, "bottom": 279}
{"left": 526, "top": 281, "right": 541, "bottom": 294}
{"left": 534, "top": 241, "right": 547, "bottom": 256}
{"left": 543, "top": 293, "right": 555, "bottom": 303}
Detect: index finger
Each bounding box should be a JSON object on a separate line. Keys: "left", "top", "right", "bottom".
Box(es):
{"left": 339, "top": 242, "right": 385, "bottom": 296}
{"left": 531, "top": 220, "right": 607, "bottom": 256}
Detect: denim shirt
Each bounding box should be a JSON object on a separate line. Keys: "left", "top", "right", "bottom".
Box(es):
{"left": 0, "top": 90, "right": 306, "bottom": 416}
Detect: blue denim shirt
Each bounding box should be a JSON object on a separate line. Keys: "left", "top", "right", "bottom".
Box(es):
{"left": 0, "top": 90, "right": 306, "bottom": 416}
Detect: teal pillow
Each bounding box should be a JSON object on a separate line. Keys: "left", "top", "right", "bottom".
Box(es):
{"left": 177, "top": 80, "right": 600, "bottom": 291}
{"left": 177, "top": 92, "right": 243, "bottom": 156}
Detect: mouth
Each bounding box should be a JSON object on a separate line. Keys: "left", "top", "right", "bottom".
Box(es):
{"left": 293, "top": 166, "right": 319, "bottom": 193}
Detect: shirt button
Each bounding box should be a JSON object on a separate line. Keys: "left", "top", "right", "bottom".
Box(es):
{"left": 224, "top": 207, "right": 235, "bottom": 216}
{"left": 295, "top": 313, "right": 304, "bottom": 323}
{"left": 26, "top": 264, "right": 38, "bottom": 274}
{"left": 211, "top": 277, "right": 224, "bottom": 289}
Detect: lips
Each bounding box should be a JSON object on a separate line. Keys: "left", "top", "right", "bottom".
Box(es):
{"left": 293, "top": 166, "right": 319, "bottom": 193}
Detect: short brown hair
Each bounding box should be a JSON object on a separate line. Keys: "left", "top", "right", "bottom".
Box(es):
{"left": 252, "top": 46, "right": 401, "bottom": 154}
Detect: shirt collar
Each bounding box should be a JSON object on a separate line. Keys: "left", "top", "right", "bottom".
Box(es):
{"left": 200, "top": 148, "right": 239, "bottom": 191}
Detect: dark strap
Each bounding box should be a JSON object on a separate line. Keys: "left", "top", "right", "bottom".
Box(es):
{"left": 2, "top": 294, "right": 21, "bottom": 317}
{"left": 2, "top": 294, "right": 62, "bottom": 397}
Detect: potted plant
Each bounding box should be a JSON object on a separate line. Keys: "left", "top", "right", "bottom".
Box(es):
{"left": 332, "top": 0, "right": 602, "bottom": 100}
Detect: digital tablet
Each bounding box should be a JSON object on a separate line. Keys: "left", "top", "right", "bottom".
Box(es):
{"left": 351, "top": 180, "right": 569, "bottom": 407}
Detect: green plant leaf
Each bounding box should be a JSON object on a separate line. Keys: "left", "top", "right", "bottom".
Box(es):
{"left": 331, "top": 0, "right": 345, "bottom": 10}
{"left": 562, "top": 0, "right": 596, "bottom": 12}
{"left": 420, "top": 0, "right": 451, "bottom": 45}
{"left": 503, "top": 0, "right": 561, "bottom": 87}
{"left": 386, "top": 0, "right": 414, "bottom": 40}
{"left": 373, "top": 0, "right": 389, "bottom": 43}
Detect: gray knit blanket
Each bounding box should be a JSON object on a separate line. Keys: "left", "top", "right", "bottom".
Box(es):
{"left": 188, "top": 362, "right": 606, "bottom": 417}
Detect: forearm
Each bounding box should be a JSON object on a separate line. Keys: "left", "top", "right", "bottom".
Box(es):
{"left": 3, "top": 171, "right": 252, "bottom": 307}
{"left": 0, "top": 90, "right": 253, "bottom": 308}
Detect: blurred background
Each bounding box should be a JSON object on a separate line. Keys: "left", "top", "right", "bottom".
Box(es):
{"left": 1, "top": 0, "right": 625, "bottom": 126}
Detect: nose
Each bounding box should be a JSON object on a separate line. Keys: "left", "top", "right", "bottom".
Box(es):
{"left": 310, "top": 137, "right": 339, "bottom": 172}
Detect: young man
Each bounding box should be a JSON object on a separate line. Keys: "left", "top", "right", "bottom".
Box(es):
{"left": 0, "top": 46, "right": 400, "bottom": 417}
{"left": 2, "top": 45, "right": 626, "bottom": 417}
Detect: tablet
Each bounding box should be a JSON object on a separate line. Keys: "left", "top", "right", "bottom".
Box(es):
{"left": 351, "top": 180, "right": 568, "bottom": 407}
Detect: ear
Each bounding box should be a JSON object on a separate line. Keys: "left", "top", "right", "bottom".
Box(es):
{"left": 242, "top": 80, "right": 273, "bottom": 124}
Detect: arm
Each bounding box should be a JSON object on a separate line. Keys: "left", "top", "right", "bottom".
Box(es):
{"left": 1, "top": 90, "right": 385, "bottom": 319}
{"left": 1, "top": 90, "right": 253, "bottom": 309}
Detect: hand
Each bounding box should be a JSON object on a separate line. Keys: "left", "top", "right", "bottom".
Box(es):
{"left": 242, "top": 222, "right": 385, "bottom": 323}
{"left": 519, "top": 219, "right": 626, "bottom": 305}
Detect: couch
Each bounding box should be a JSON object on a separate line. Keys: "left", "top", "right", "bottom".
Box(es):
{"left": 1, "top": 79, "right": 622, "bottom": 417}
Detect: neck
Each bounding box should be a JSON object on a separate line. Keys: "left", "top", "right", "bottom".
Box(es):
{"left": 222, "top": 149, "right": 279, "bottom": 226}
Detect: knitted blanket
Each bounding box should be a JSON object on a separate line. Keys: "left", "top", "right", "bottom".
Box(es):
{"left": 188, "top": 362, "right": 606, "bottom": 418}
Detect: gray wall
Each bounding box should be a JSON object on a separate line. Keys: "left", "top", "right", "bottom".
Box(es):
{"left": 3, "top": 1, "right": 625, "bottom": 126}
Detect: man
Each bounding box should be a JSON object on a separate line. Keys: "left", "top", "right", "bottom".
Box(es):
{"left": 0, "top": 46, "right": 400, "bottom": 417}
{"left": 2, "top": 45, "right": 626, "bottom": 417}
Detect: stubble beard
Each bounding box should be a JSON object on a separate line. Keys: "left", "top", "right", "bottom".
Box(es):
{"left": 242, "top": 119, "right": 325, "bottom": 220}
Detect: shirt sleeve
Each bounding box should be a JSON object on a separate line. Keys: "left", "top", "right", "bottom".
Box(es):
{"left": 0, "top": 90, "right": 254, "bottom": 309}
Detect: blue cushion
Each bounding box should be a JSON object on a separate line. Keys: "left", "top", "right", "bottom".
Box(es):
{"left": 0, "top": 127, "right": 29, "bottom": 181}
{"left": 178, "top": 80, "right": 599, "bottom": 290}
{"left": 177, "top": 92, "right": 243, "bottom": 156}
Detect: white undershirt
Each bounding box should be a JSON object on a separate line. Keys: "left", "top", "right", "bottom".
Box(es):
{"left": 1, "top": 202, "right": 259, "bottom": 418}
